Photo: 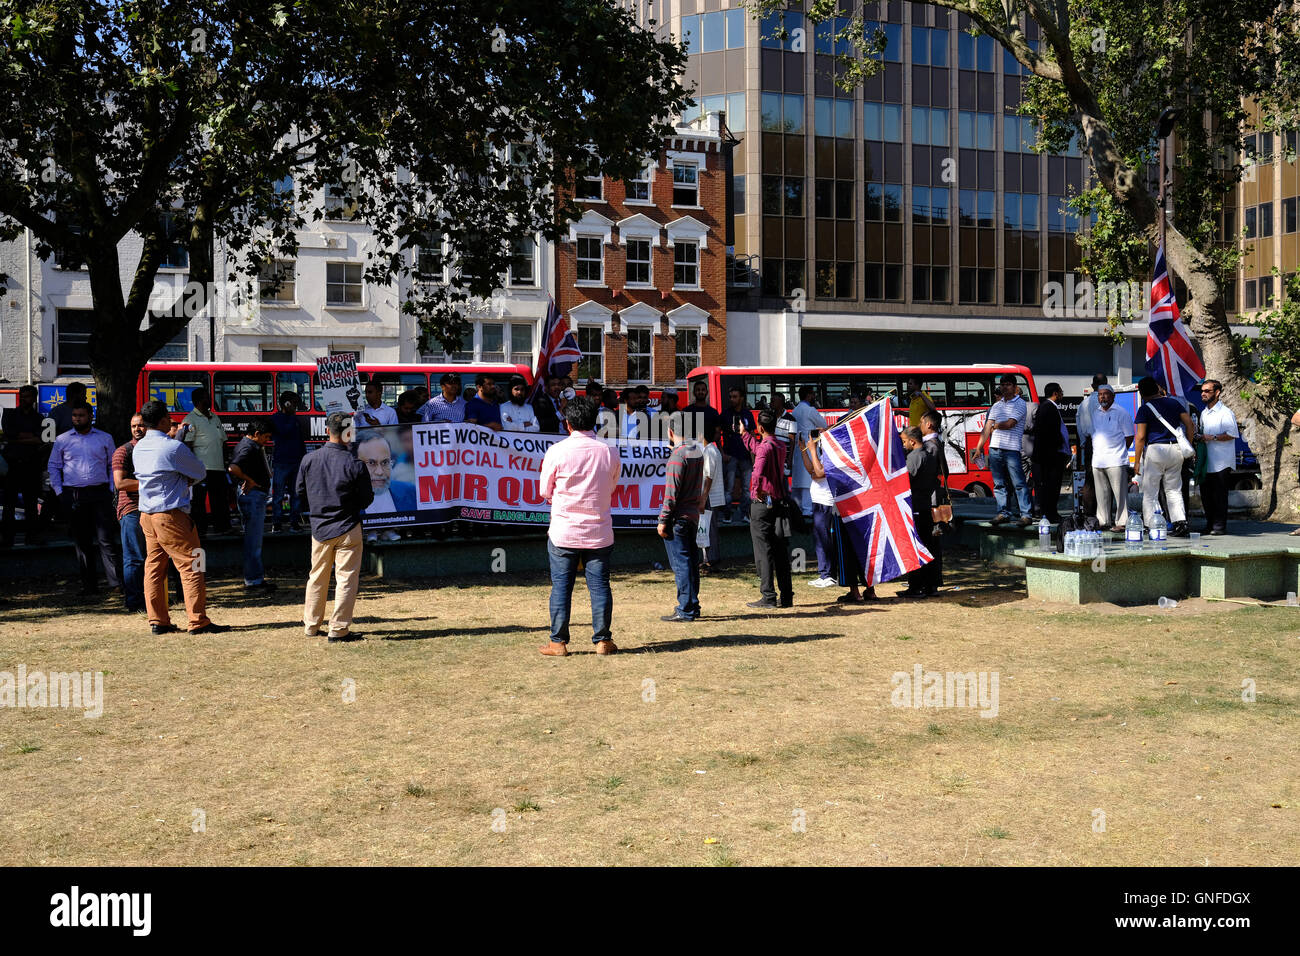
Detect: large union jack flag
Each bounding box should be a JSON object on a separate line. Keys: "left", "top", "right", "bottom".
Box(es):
{"left": 819, "top": 398, "right": 932, "bottom": 586}
{"left": 531, "top": 297, "right": 582, "bottom": 399}
{"left": 1145, "top": 245, "right": 1205, "bottom": 400}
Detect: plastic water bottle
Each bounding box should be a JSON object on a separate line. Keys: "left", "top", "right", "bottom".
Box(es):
{"left": 1125, "top": 513, "right": 1144, "bottom": 550}
{"left": 1038, "top": 517, "right": 1052, "bottom": 551}
{"left": 1151, "top": 506, "right": 1167, "bottom": 544}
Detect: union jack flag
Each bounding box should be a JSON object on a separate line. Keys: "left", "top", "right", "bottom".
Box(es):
{"left": 1145, "top": 245, "right": 1205, "bottom": 400}
{"left": 819, "top": 398, "right": 932, "bottom": 586}
{"left": 531, "top": 297, "right": 582, "bottom": 399}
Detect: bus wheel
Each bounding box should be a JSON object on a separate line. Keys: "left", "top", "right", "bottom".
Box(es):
{"left": 967, "top": 483, "right": 991, "bottom": 498}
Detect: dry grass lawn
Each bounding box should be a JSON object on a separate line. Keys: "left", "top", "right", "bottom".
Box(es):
{"left": 2, "top": 544, "right": 1297, "bottom": 866}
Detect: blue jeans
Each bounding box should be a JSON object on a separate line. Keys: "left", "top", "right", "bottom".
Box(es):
{"left": 811, "top": 503, "right": 835, "bottom": 577}
{"left": 120, "top": 510, "right": 147, "bottom": 610}
{"left": 662, "top": 518, "right": 701, "bottom": 618}
{"left": 272, "top": 459, "right": 303, "bottom": 528}
{"left": 237, "top": 488, "right": 268, "bottom": 585}
{"left": 547, "top": 540, "right": 613, "bottom": 643}
{"left": 988, "top": 448, "right": 1031, "bottom": 518}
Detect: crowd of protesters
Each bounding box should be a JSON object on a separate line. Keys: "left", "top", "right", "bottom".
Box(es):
{"left": 3, "top": 368, "right": 1297, "bottom": 651}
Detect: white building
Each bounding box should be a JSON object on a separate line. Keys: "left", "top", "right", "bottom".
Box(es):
{"left": 0, "top": 187, "right": 555, "bottom": 387}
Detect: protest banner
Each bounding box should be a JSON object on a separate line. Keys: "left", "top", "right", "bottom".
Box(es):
{"left": 316, "top": 354, "right": 362, "bottom": 415}
{"left": 354, "top": 423, "right": 674, "bottom": 530}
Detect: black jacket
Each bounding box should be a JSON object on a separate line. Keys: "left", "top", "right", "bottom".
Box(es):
{"left": 296, "top": 442, "right": 374, "bottom": 542}
{"left": 906, "top": 443, "right": 940, "bottom": 511}
{"left": 1031, "top": 399, "right": 1069, "bottom": 463}
{"left": 533, "top": 395, "right": 563, "bottom": 434}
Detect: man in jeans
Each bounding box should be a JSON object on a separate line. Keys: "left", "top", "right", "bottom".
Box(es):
{"left": 228, "top": 420, "right": 277, "bottom": 591}
{"left": 974, "top": 374, "right": 1032, "bottom": 527}
{"left": 657, "top": 414, "right": 705, "bottom": 622}
{"left": 742, "top": 409, "right": 793, "bottom": 609}
{"left": 538, "top": 397, "right": 622, "bottom": 656}
{"left": 297, "top": 412, "right": 374, "bottom": 642}
{"left": 181, "top": 387, "right": 231, "bottom": 537}
{"left": 112, "top": 413, "right": 149, "bottom": 612}
{"left": 269, "top": 391, "right": 305, "bottom": 532}
{"left": 721, "top": 384, "right": 754, "bottom": 524}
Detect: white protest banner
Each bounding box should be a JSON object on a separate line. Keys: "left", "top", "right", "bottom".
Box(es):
{"left": 316, "top": 354, "right": 362, "bottom": 415}
{"left": 357, "top": 422, "right": 674, "bottom": 529}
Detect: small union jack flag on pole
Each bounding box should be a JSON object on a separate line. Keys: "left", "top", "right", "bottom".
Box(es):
{"left": 531, "top": 296, "right": 582, "bottom": 399}
{"left": 1145, "top": 245, "right": 1205, "bottom": 400}
{"left": 818, "top": 398, "right": 932, "bottom": 586}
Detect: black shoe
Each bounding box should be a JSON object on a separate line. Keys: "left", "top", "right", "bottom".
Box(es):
{"left": 246, "top": 581, "right": 277, "bottom": 591}
{"left": 1168, "top": 521, "right": 1190, "bottom": 538}
{"left": 328, "top": 631, "right": 363, "bottom": 643}
{"left": 778, "top": 598, "right": 794, "bottom": 608}
{"left": 746, "top": 599, "right": 778, "bottom": 609}
{"left": 150, "top": 623, "right": 177, "bottom": 635}
{"left": 990, "top": 514, "right": 1010, "bottom": 526}
{"left": 290, "top": 522, "right": 304, "bottom": 533}
{"left": 660, "top": 612, "right": 697, "bottom": 622}
{"left": 1209, "top": 528, "right": 1228, "bottom": 536}
{"left": 190, "top": 622, "right": 230, "bottom": 634}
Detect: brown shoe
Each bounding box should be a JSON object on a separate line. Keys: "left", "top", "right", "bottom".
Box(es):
{"left": 540, "top": 641, "right": 569, "bottom": 657}
{"left": 594, "top": 639, "right": 618, "bottom": 655}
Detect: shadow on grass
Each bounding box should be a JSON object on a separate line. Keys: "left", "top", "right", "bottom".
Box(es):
{"left": 377, "top": 624, "right": 548, "bottom": 641}
{"left": 623, "top": 631, "right": 844, "bottom": 655}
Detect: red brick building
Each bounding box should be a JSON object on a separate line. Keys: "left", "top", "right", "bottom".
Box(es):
{"left": 555, "top": 115, "right": 727, "bottom": 390}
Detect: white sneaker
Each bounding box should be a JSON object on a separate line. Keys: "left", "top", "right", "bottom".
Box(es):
{"left": 808, "top": 576, "right": 836, "bottom": 588}
{"left": 380, "top": 530, "right": 401, "bottom": 542}
{"left": 365, "top": 532, "right": 378, "bottom": 544}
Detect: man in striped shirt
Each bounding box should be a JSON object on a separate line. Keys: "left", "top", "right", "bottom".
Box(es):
{"left": 975, "top": 374, "right": 1032, "bottom": 526}
{"left": 657, "top": 414, "right": 705, "bottom": 622}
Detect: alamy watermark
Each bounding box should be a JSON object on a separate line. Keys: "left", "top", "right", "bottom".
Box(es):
{"left": 890, "top": 664, "right": 999, "bottom": 718}
{"left": 0, "top": 665, "right": 103, "bottom": 718}
{"left": 1042, "top": 275, "right": 1152, "bottom": 321}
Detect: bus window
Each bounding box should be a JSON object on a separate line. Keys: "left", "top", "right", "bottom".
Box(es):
{"left": 149, "top": 372, "right": 209, "bottom": 412}
{"left": 1012, "top": 374, "right": 1034, "bottom": 401}
{"left": 822, "top": 378, "right": 854, "bottom": 409}
{"left": 277, "top": 371, "right": 316, "bottom": 411}
{"left": 951, "top": 377, "right": 995, "bottom": 407}
{"left": 213, "top": 371, "right": 274, "bottom": 412}
{"left": 360, "top": 372, "right": 427, "bottom": 406}
{"left": 740, "top": 375, "right": 772, "bottom": 409}
{"left": 850, "top": 377, "right": 897, "bottom": 405}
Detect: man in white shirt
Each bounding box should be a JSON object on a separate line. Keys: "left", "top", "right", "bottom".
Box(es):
{"left": 791, "top": 385, "right": 828, "bottom": 517}
{"left": 974, "top": 374, "right": 1031, "bottom": 526}
{"left": 698, "top": 420, "right": 725, "bottom": 570}
{"left": 500, "top": 375, "right": 541, "bottom": 432}
{"left": 1088, "top": 384, "right": 1134, "bottom": 530}
{"left": 356, "top": 380, "right": 398, "bottom": 429}
{"left": 1195, "top": 379, "right": 1238, "bottom": 535}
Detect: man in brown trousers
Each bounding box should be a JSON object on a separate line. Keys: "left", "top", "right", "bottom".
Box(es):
{"left": 131, "top": 400, "right": 228, "bottom": 634}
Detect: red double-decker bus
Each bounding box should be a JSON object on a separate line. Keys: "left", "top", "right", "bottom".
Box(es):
{"left": 136, "top": 361, "right": 534, "bottom": 449}
{"left": 686, "top": 364, "right": 1039, "bottom": 497}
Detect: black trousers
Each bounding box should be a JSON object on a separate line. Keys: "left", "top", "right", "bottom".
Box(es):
{"left": 1202, "top": 467, "right": 1231, "bottom": 532}
{"left": 2, "top": 456, "right": 45, "bottom": 542}
{"left": 193, "top": 469, "right": 232, "bottom": 536}
{"left": 65, "top": 484, "right": 122, "bottom": 591}
{"left": 749, "top": 500, "right": 792, "bottom": 604}
{"left": 1032, "top": 454, "right": 1066, "bottom": 520}
{"left": 908, "top": 509, "right": 941, "bottom": 592}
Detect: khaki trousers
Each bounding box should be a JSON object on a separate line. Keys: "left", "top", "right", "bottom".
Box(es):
{"left": 304, "top": 524, "right": 364, "bottom": 634}
{"left": 140, "top": 509, "right": 210, "bottom": 630}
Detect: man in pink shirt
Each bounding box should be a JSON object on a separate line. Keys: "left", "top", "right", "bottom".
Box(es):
{"left": 538, "top": 397, "right": 623, "bottom": 656}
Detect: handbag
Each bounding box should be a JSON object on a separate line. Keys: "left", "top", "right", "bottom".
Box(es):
{"left": 931, "top": 475, "right": 953, "bottom": 525}
{"left": 1147, "top": 402, "right": 1196, "bottom": 461}
{"left": 694, "top": 510, "right": 712, "bottom": 549}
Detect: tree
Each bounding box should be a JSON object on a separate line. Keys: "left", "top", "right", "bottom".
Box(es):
{"left": 0, "top": 0, "right": 690, "bottom": 441}
{"left": 750, "top": 0, "right": 1300, "bottom": 520}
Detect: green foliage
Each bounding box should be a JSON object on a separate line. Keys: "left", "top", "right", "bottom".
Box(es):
{"left": 0, "top": 0, "right": 691, "bottom": 362}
